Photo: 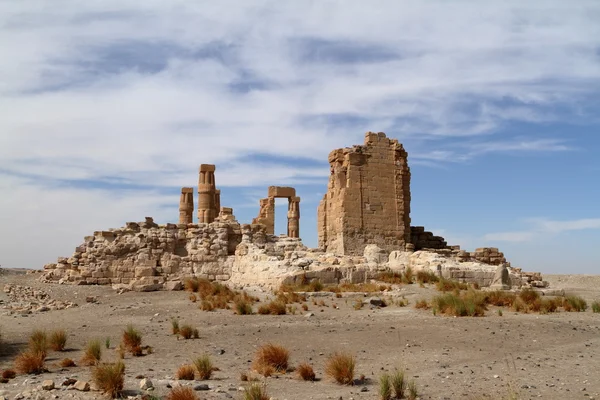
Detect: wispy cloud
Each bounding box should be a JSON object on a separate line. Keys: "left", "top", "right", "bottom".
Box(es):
{"left": 484, "top": 217, "right": 600, "bottom": 242}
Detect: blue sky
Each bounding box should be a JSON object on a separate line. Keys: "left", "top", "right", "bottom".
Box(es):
{"left": 1, "top": 1, "right": 599, "bottom": 273}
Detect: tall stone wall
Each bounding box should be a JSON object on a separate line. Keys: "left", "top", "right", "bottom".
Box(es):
{"left": 318, "top": 132, "right": 411, "bottom": 256}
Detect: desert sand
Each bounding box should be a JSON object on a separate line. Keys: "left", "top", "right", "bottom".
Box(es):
{"left": 1, "top": 269, "right": 599, "bottom": 400}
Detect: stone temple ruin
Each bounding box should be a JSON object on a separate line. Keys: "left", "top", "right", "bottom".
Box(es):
{"left": 43, "top": 132, "right": 547, "bottom": 291}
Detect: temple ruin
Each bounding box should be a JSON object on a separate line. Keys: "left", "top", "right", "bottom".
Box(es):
{"left": 42, "top": 131, "right": 547, "bottom": 290}
{"left": 318, "top": 132, "right": 411, "bottom": 255}
{"left": 252, "top": 186, "right": 301, "bottom": 238}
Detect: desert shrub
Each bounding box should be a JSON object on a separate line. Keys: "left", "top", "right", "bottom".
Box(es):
{"left": 171, "top": 319, "right": 180, "bottom": 335}
{"left": 592, "top": 301, "right": 600, "bottom": 313}
{"left": 275, "top": 290, "right": 307, "bottom": 305}
{"left": 414, "top": 299, "right": 429, "bottom": 310}
{"left": 379, "top": 373, "right": 392, "bottom": 400}
{"left": 105, "top": 337, "right": 111, "bottom": 349}
{"left": 60, "top": 358, "right": 76, "bottom": 367}
{"left": 49, "top": 329, "right": 67, "bottom": 351}
{"left": 193, "top": 354, "right": 214, "bottom": 380}
{"left": 390, "top": 369, "right": 406, "bottom": 399}
{"left": 436, "top": 278, "right": 469, "bottom": 292}
{"left": 296, "top": 362, "right": 315, "bottom": 381}
{"left": 518, "top": 288, "right": 540, "bottom": 305}
{"left": 432, "top": 291, "right": 486, "bottom": 317}
{"left": 376, "top": 272, "right": 404, "bottom": 284}
{"left": 416, "top": 270, "right": 439, "bottom": 284}
{"left": 301, "top": 303, "right": 309, "bottom": 311}
{"left": 563, "top": 295, "right": 587, "bottom": 312}
{"left": 403, "top": 267, "right": 414, "bottom": 284}
{"left": 2, "top": 369, "right": 16, "bottom": 379}
{"left": 512, "top": 297, "right": 527, "bottom": 313}
{"left": 81, "top": 339, "right": 102, "bottom": 366}
{"left": 193, "top": 328, "right": 199, "bottom": 339}
{"left": 28, "top": 330, "right": 48, "bottom": 357}
{"left": 539, "top": 298, "right": 560, "bottom": 314}
{"left": 485, "top": 291, "right": 516, "bottom": 307}
{"left": 167, "top": 386, "right": 198, "bottom": 400}
{"left": 92, "top": 361, "right": 125, "bottom": 398}
{"left": 184, "top": 277, "right": 200, "bottom": 292}
{"left": 325, "top": 352, "right": 355, "bottom": 385}
{"left": 235, "top": 299, "right": 254, "bottom": 315}
{"left": 407, "top": 379, "right": 418, "bottom": 400}
{"left": 243, "top": 383, "right": 269, "bottom": 400}
{"left": 179, "top": 325, "right": 194, "bottom": 339}
{"left": 200, "top": 300, "right": 214, "bottom": 311}
{"left": 253, "top": 343, "right": 289, "bottom": 376}
{"left": 189, "top": 294, "right": 197, "bottom": 303}
{"left": 176, "top": 364, "right": 196, "bottom": 380}
{"left": 353, "top": 298, "right": 364, "bottom": 310}
{"left": 15, "top": 350, "right": 45, "bottom": 374}
{"left": 122, "top": 325, "right": 143, "bottom": 356}
{"left": 257, "top": 301, "right": 287, "bottom": 315}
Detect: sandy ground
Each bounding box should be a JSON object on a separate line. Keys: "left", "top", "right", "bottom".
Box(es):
{"left": 1, "top": 270, "right": 599, "bottom": 400}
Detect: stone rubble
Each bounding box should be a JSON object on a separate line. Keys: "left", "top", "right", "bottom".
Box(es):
{"left": 2, "top": 284, "right": 77, "bottom": 315}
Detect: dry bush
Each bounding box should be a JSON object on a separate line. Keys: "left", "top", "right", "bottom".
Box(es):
{"left": 171, "top": 319, "right": 180, "bottom": 335}
{"left": 199, "top": 300, "right": 214, "bottom": 311}
{"left": 485, "top": 291, "right": 516, "bottom": 307}
{"left": 563, "top": 295, "right": 587, "bottom": 312}
{"left": 592, "top": 301, "right": 600, "bottom": 313}
{"left": 189, "top": 278, "right": 258, "bottom": 311}
{"left": 414, "top": 299, "right": 429, "bottom": 310}
{"left": 122, "top": 325, "right": 143, "bottom": 356}
{"left": 435, "top": 278, "right": 469, "bottom": 292}
{"left": 243, "top": 383, "right": 269, "bottom": 400}
{"left": 167, "top": 386, "right": 198, "bottom": 400}
{"left": 189, "top": 294, "right": 197, "bottom": 302}
{"left": 257, "top": 301, "right": 287, "bottom": 315}
{"left": 193, "top": 354, "right": 214, "bottom": 380}
{"left": 253, "top": 343, "right": 289, "bottom": 376}
{"left": 235, "top": 299, "right": 254, "bottom": 315}
{"left": 416, "top": 270, "right": 439, "bottom": 284}
{"left": 296, "top": 362, "right": 316, "bottom": 381}
{"left": 519, "top": 288, "right": 540, "bottom": 305}
{"left": 193, "top": 328, "right": 199, "bottom": 339}
{"left": 28, "top": 330, "right": 48, "bottom": 357}
{"left": 402, "top": 267, "right": 414, "bottom": 284}
{"left": 177, "top": 364, "right": 196, "bottom": 380}
{"left": 301, "top": 303, "right": 309, "bottom": 311}
{"left": 2, "top": 369, "right": 16, "bottom": 379}
{"left": 179, "top": 325, "right": 194, "bottom": 339}
{"left": 379, "top": 373, "right": 392, "bottom": 400}
{"left": 184, "top": 277, "right": 200, "bottom": 292}
{"left": 15, "top": 350, "right": 45, "bottom": 374}
{"left": 376, "top": 272, "right": 404, "bottom": 284}
{"left": 390, "top": 369, "right": 406, "bottom": 398}
{"left": 275, "top": 289, "right": 307, "bottom": 304}
{"left": 407, "top": 379, "right": 418, "bottom": 400}
{"left": 92, "top": 361, "right": 125, "bottom": 398}
{"left": 325, "top": 352, "right": 355, "bottom": 385}
{"left": 60, "top": 358, "right": 76, "bottom": 368}
{"left": 512, "top": 297, "right": 528, "bottom": 313}
{"left": 49, "top": 329, "right": 67, "bottom": 351}
{"left": 353, "top": 298, "right": 364, "bottom": 310}
{"left": 432, "top": 291, "right": 486, "bottom": 317}
{"left": 81, "top": 339, "right": 102, "bottom": 366}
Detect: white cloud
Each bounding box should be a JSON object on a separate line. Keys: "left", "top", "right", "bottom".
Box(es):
{"left": 483, "top": 217, "right": 600, "bottom": 243}
{"left": 483, "top": 231, "right": 536, "bottom": 242}
{"left": 1, "top": 1, "right": 600, "bottom": 267}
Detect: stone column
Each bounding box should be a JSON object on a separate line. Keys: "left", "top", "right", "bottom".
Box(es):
{"left": 287, "top": 196, "right": 300, "bottom": 238}
{"left": 214, "top": 190, "right": 221, "bottom": 217}
{"left": 198, "top": 164, "right": 217, "bottom": 224}
{"left": 252, "top": 197, "right": 275, "bottom": 234}
{"left": 179, "top": 187, "right": 194, "bottom": 225}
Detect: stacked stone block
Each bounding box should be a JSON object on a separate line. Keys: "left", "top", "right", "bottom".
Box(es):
{"left": 410, "top": 226, "right": 449, "bottom": 250}
{"left": 318, "top": 132, "right": 411, "bottom": 255}
{"left": 470, "top": 248, "right": 507, "bottom": 266}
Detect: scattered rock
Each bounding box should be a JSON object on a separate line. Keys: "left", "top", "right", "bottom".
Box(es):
{"left": 194, "top": 384, "right": 210, "bottom": 391}
{"left": 139, "top": 378, "right": 153, "bottom": 390}
{"left": 73, "top": 380, "right": 90, "bottom": 392}
{"left": 42, "top": 380, "right": 55, "bottom": 390}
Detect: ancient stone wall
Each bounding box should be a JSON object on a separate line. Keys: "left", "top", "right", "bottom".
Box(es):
{"left": 178, "top": 187, "right": 194, "bottom": 224}
{"left": 410, "top": 226, "right": 449, "bottom": 250}
{"left": 318, "top": 132, "right": 411, "bottom": 256}
{"left": 470, "top": 247, "right": 507, "bottom": 266}
{"left": 252, "top": 186, "right": 301, "bottom": 239}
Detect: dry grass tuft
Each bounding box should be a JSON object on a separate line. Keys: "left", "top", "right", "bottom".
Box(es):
{"left": 122, "top": 325, "right": 143, "bottom": 356}
{"left": 49, "top": 329, "right": 67, "bottom": 352}
{"left": 376, "top": 272, "right": 404, "bottom": 284}
{"left": 518, "top": 288, "right": 540, "bottom": 305}
{"left": 324, "top": 352, "right": 355, "bottom": 385}
{"left": 416, "top": 270, "right": 439, "bottom": 284}
{"left": 379, "top": 373, "right": 392, "bottom": 400}
{"left": 243, "top": 383, "right": 269, "bottom": 400}
{"left": 390, "top": 369, "right": 406, "bottom": 398}
{"left": 171, "top": 319, "right": 180, "bottom": 335}
{"left": 179, "top": 325, "right": 194, "bottom": 339}
{"left": 296, "top": 362, "right": 316, "bottom": 381}
{"left": 435, "top": 278, "right": 469, "bottom": 292}
{"left": 60, "top": 358, "right": 76, "bottom": 368}
{"left": 92, "top": 361, "right": 125, "bottom": 398}
{"left": 592, "top": 300, "right": 600, "bottom": 313}
{"left": 193, "top": 354, "right": 214, "bottom": 380}
{"left": 187, "top": 277, "right": 258, "bottom": 311}
{"left": 414, "top": 299, "right": 429, "bottom": 310}
{"left": 235, "top": 299, "right": 254, "bottom": 315}
{"left": 257, "top": 301, "right": 287, "bottom": 315}
{"left": 407, "top": 379, "right": 418, "bottom": 400}
{"left": 432, "top": 291, "right": 486, "bottom": 317}
{"left": 167, "top": 386, "right": 199, "bottom": 400}
{"left": 253, "top": 343, "right": 289, "bottom": 376}
{"left": 14, "top": 350, "right": 46, "bottom": 374}
{"left": 2, "top": 369, "right": 16, "bottom": 379}
{"left": 177, "top": 364, "right": 196, "bottom": 380}
{"left": 81, "top": 339, "right": 102, "bottom": 366}
{"left": 563, "top": 295, "right": 587, "bottom": 312}
{"left": 28, "top": 330, "right": 48, "bottom": 357}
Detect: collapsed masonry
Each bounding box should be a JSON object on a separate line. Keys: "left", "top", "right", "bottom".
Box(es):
{"left": 42, "top": 132, "right": 547, "bottom": 290}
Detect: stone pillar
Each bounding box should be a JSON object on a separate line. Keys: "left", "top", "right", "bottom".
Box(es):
{"left": 178, "top": 187, "right": 194, "bottom": 225}
{"left": 252, "top": 197, "right": 275, "bottom": 234}
{"left": 198, "top": 164, "right": 217, "bottom": 224}
{"left": 214, "top": 190, "right": 221, "bottom": 217}
{"left": 287, "top": 196, "right": 300, "bottom": 238}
